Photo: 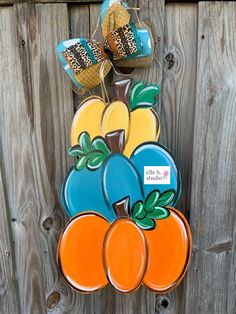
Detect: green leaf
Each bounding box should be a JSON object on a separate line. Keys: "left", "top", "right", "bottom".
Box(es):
{"left": 135, "top": 217, "right": 156, "bottom": 230}
{"left": 92, "top": 138, "right": 110, "bottom": 156}
{"left": 75, "top": 156, "right": 88, "bottom": 171}
{"left": 147, "top": 207, "right": 170, "bottom": 220}
{"left": 71, "top": 133, "right": 111, "bottom": 171}
{"left": 129, "top": 83, "right": 160, "bottom": 111}
{"left": 87, "top": 153, "right": 107, "bottom": 170}
{"left": 132, "top": 201, "right": 146, "bottom": 219}
{"left": 137, "top": 85, "right": 160, "bottom": 100}
{"left": 156, "top": 190, "right": 176, "bottom": 207}
{"left": 130, "top": 81, "right": 145, "bottom": 106}
{"left": 79, "top": 132, "right": 93, "bottom": 152}
{"left": 68, "top": 145, "right": 84, "bottom": 157}
{"left": 145, "top": 190, "right": 160, "bottom": 212}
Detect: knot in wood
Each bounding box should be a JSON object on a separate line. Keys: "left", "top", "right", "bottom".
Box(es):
{"left": 165, "top": 53, "right": 175, "bottom": 69}
{"left": 155, "top": 296, "right": 170, "bottom": 313}
{"left": 43, "top": 217, "right": 53, "bottom": 231}
{"left": 20, "top": 39, "right": 25, "bottom": 46}
{"left": 47, "top": 291, "right": 60, "bottom": 309}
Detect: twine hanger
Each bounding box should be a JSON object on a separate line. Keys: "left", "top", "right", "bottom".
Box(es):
{"left": 98, "top": 57, "right": 162, "bottom": 106}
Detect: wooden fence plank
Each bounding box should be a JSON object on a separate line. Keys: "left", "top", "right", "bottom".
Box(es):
{"left": 0, "top": 167, "right": 19, "bottom": 314}
{"left": 158, "top": 3, "right": 198, "bottom": 313}
{"left": 0, "top": 33, "right": 19, "bottom": 307}
{"left": 0, "top": 4, "right": 47, "bottom": 313}
{"left": 0, "top": 3, "right": 80, "bottom": 313}
{"left": 184, "top": 2, "right": 236, "bottom": 314}
{"left": 112, "top": 1, "right": 165, "bottom": 313}
{"left": 21, "top": 4, "right": 80, "bottom": 313}
{"left": 0, "top": 0, "right": 101, "bottom": 6}
{"left": 1, "top": 1, "right": 235, "bottom": 313}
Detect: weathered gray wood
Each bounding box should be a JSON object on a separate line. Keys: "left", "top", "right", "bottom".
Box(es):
{"left": 0, "top": 0, "right": 100, "bottom": 5}
{"left": 162, "top": 2, "right": 198, "bottom": 216}
{"left": 0, "top": 169, "right": 19, "bottom": 314}
{"left": 19, "top": 4, "right": 79, "bottom": 313}
{"left": 158, "top": 3, "right": 198, "bottom": 313}
{"left": 0, "top": 3, "right": 79, "bottom": 313}
{"left": 0, "top": 76, "right": 19, "bottom": 314}
{"left": 111, "top": 1, "right": 166, "bottom": 313}
{"left": 0, "top": 4, "right": 47, "bottom": 313}
{"left": 1, "top": 1, "right": 236, "bottom": 313}
{"left": 184, "top": 2, "right": 236, "bottom": 314}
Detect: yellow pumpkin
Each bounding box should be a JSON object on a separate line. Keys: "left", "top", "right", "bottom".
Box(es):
{"left": 70, "top": 79, "right": 160, "bottom": 157}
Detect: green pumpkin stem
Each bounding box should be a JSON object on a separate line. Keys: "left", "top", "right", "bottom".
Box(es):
{"left": 105, "top": 129, "right": 125, "bottom": 154}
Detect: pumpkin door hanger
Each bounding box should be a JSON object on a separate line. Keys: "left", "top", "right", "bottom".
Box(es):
{"left": 58, "top": 74, "right": 192, "bottom": 293}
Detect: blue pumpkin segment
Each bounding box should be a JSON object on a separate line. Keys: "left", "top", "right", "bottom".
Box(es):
{"left": 102, "top": 154, "right": 144, "bottom": 211}
{"left": 61, "top": 167, "right": 117, "bottom": 222}
{"left": 130, "top": 143, "right": 181, "bottom": 206}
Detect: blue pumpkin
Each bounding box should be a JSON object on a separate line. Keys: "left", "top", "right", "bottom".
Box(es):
{"left": 130, "top": 142, "right": 181, "bottom": 206}
{"left": 61, "top": 130, "right": 144, "bottom": 222}
{"left": 61, "top": 166, "right": 116, "bottom": 221}
{"left": 102, "top": 154, "right": 144, "bottom": 212}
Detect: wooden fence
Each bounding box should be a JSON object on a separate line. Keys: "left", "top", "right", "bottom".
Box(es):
{"left": 0, "top": 1, "right": 236, "bottom": 313}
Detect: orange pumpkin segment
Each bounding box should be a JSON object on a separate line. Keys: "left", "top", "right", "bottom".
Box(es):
{"left": 58, "top": 213, "right": 109, "bottom": 292}
{"left": 103, "top": 218, "right": 148, "bottom": 293}
{"left": 143, "top": 207, "right": 192, "bottom": 293}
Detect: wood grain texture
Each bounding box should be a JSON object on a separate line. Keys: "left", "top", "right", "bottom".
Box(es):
{"left": 184, "top": 2, "right": 236, "bottom": 314}
{"left": 0, "top": 168, "right": 19, "bottom": 314}
{"left": 0, "top": 4, "right": 47, "bottom": 313}
{"left": 0, "top": 3, "right": 80, "bottom": 313}
{"left": 112, "top": 1, "right": 166, "bottom": 313}
{"left": 157, "top": 4, "right": 198, "bottom": 314}
{"left": 0, "top": 50, "right": 19, "bottom": 312}
{"left": 0, "top": 0, "right": 101, "bottom": 5}
{"left": 1, "top": 1, "right": 236, "bottom": 314}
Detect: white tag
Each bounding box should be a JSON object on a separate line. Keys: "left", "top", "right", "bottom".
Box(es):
{"left": 144, "top": 166, "right": 171, "bottom": 185}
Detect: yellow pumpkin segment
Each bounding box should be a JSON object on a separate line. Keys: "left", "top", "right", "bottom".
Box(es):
{"left": 101, "top": 100, "right": 130, "bottom": 141}
{"left": 124, "top": 109, "right": 160, "bottom": 157}
{"left": 70, "top": 97, "right": 106, "bottom": 146}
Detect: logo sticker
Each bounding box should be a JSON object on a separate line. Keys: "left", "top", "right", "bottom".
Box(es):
{"left": 144, "top": 166, "right": 171, "bottom": 185}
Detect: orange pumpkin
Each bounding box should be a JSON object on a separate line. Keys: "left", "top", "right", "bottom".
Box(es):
{"left": 103, "top": 198, "right": 148, "bottom": 292}
{"left": 143, "top": 206, "right": 192, "bottom": 293}
{"left": 57, "top": 191, "right": 192, "bottom": 293}
{"left": 57, "top": 213, "right": 109, "bottom": 293}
